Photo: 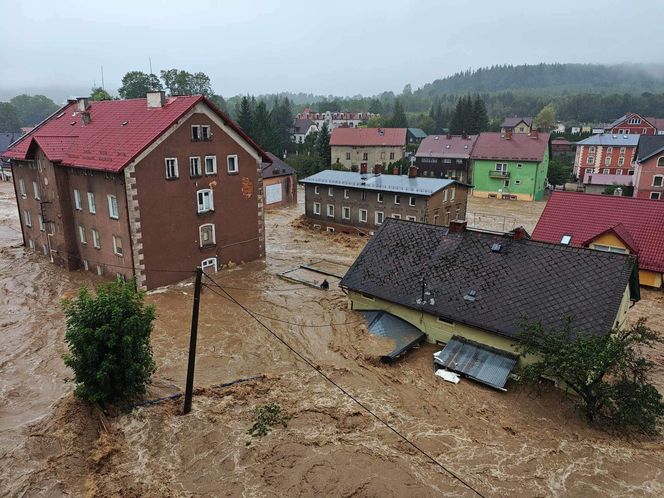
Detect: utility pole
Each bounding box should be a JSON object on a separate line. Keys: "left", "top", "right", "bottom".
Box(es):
{"left": 183, "top": 266, "right": 203, "bottom": 414}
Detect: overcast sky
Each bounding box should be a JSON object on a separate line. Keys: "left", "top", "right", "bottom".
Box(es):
{"left": 1, "top": 0, "right": 663, "bottom": 102}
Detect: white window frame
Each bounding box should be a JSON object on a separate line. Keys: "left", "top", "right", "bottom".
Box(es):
{"left": 38, "top": 214, "right": 45, "bottom": 231}
{"left": 79, "top": 225, "right": 86, "bottom": 244}
{"left": 450, "top": 187, "right": 456, "bottom": 200}
{"left": 204, "top": 156, "right": 217, "bottom": 175}
{"left": 375, "top": 211, "right": 384, "bottom": 225}
{"left": 327, "top": 204, "right": 335, "bottom": 217}
{"left": 92, "top": 228, "right": 101, "bottom": 248}
{"left": 199, "top": 223, "right": 216, "bottom": 247}
{"left": 587, "top": 156, "right": 594, "bottom": 165}
{"left": 394, "top": 194, "right": 400, "bottom": 205}
{"left": 96, "top": 265, "right": 104, "bottom": 276}
{"left": 227, "top": 154, "right": 239, "bottom": 174}
{"left": 189, "top": 156, "right": 202, "bottom": 177}
{"left": 19, "top": 178, "right": 26, "bottom": 198}
{"left": 107, "top": 195, "right": 119, "bottom": 219}
{"left": 112, "top": 235, "right": 123, "bottom": 256}
{"left": 650, "top": 192, "right": 661, "bottom": 200}
{"left": 342, "top": 206, "right": 350, "bottom": 220}
{"left": 200, "top": 125, "right": 211, "bottom": 141}
{"left": 377, "top": 192, "right": 383, "bottom": 203}
{"left": 201, "top": 257, "right": 218, "bottom": 272}
{"left": 328, "top": 187, "right": 334, "bottom": 197}
{"left": 33, "top": 181, "right": 40, "bottom": 200}
{"left": 406, "top": 215, "right": 417, "bottom": 221}
{"left": 409, "top": 196, "right": 415, "bottom": 206}
{"left": 343, "top": 188, "right": 349, "bottom": 199}
{"left": 83, "top": 259, "right": 89, "bottom": 271}
{"left": 653, "top": 175, "right": 664, "bottom": 187}
{"left": 443, "top": 190, "right": 448, "bottom": 202}
{"left": 197, "top": 189, "right": 214, "bottom": 213}
{"left": 359, "top": 209, "right": 368, "bottom": 223}
{"left": 165, "top": 157, "right": 179, "bottom": 179}
{"left": 87, "top": 192, "right": 96, "bottom": 214}
{"left": 657, "top": 156, "right": 664, "bottom": 167}
{"left": 560, "top": 234, "right": 572, "bottom": 245}
{"left": 392, "top": 213, "right": 401, "bottom": 219}
{"left": 24, "top": 209, "right": 32, "bottom": 227}
{"left": 313, "top": 202, "right": 321, "bottom": 215}
{"left": 74, "top": 189, "right": 82, "bottom": 210}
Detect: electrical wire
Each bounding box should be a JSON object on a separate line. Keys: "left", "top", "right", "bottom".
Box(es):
{"left": 201, "top": 271, "right": 487, "bottom": 498}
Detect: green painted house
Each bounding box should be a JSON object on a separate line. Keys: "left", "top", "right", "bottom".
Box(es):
{"left": 470, "top": 131, "right": 550, "bottom": 201}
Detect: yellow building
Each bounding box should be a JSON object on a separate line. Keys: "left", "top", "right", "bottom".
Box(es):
{"left": 340, "top": 219, "right": 640, "bottom": 389}
{"left": 329, "top": 127, "right": 407, "bottom": 173}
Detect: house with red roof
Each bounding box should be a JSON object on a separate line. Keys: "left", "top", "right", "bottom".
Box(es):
{"left": 634, "top": 135, "right": 664, "bottom": 201}
{"left": 604, "top": 112, "right": 664, "bottom": 136}
{"left": 330, "top": 128, "right": 407, "bottom": 173}
{"left": 415, "top": 133, "right": 477, "bottom": 183}
{"left": 2, "top": 92, "right": 270, "bottom": 289}
{"left": 532, "top": 191, "right": 664, "bottom": 287}
{"left": 470, "top": 130, "right": 550, "bottom": 201}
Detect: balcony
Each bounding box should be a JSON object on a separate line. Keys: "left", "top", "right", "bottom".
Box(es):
{"left": 489, "top": 170, "right": 510, "bottom": 179}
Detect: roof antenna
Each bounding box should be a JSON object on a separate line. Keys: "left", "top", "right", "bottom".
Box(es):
{"left": 149, "top": 56, "right": 153, "bottom": 75}
{"left": 101, "top": 65, "right": 105, "bottom": 90}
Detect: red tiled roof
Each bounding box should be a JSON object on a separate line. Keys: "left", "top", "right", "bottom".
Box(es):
{"left": 415, "top": 134, "right": 478, "bottom": 159}
{"left": 532, "top": 191, "right": 664, "bottom": 273}
{"left": 2, "top": 95, "right": 269, "bottom": 172}
{"left": 471, "top": 132, "right": 550, "bottom": 162}
{"left": 329, "top": 127, "right": 407, "bottom": 147}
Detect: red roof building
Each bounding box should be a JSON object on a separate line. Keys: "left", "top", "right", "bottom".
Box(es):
{"left": 532, "top": 191, "right": 664, "bottom": 287}
{"left": 604, "top": 112, "right": 664, "bottom": 136}
{"left": 415, "top": 134, "right": 478, "bottom": 183}
{"left": 330, "top": 128, "right": 407, "bottom": 173}
{"left": 2, "top": 92, "right": 270, "bottom": 289}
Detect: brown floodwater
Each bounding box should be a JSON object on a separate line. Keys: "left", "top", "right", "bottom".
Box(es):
{"left": 1, "top": 183, "right": 663, "bottom": 497}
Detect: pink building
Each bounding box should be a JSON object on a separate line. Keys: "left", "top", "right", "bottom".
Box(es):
{"left": 634, "top": 136, "right": 664, "bottom": 200}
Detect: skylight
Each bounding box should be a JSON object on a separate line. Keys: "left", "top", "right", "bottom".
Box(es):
{"left": 560, "top": 234, "right": 572, "bottom": 245}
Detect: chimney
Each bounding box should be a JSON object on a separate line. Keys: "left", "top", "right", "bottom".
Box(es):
{"left": 76, "top": 97, "right": 89, "bottom": 112}
{"left": 392, "top": 166, "right": 399, "bottom": 175}
{"left": 446, "top": 133, "right": 451, "bottom": 139}
{"left": 512, "top": 226, "right": 527, "bottom": 241}
{"left": 449, "top": 220, "right": 467, "bottom": 233}
{"left": 408, "top": 165, "right": 418, "bottom": 178}
{"left": 81, "top": 111, "right": 91, "bottom": 125}
{"left": 462, "top": 132, "right": 468, "bottom": 139}
{"left": 374, "top": 164, "right": 383, "bottom": 175}
{"left": 530, "top": 129, "right": 538, "bottom": 139}
{"left": 360, "top": 163, "right": 368, "bottom": 175}
{"left": 147, "top": 91, "right": 166, "bottom": 108}
{"left": 505, "top": 129, "right": 513, "bottom": 140}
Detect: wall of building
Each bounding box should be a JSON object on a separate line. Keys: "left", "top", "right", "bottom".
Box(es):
{"left": 132, "top": 106, "right": 264, "bottom": 289}
{"left": 331, "top": 145, "right": 405, "bottom": 172}
{"left": 471, "top": 153, "right": 549, "bottom": 201}
{"left": 634, "top": 154, "right": 664, "bottom": 200}
{"left": 574, "top": 144, "right": 637, "bottom": 178}
{"left": 609, "top": 122, "right": 656, "bottom": 136}
{"left": 263, "top": 174, "right": 297, "bottom": 208}
{"left": 415, "top": 157, "right": 471, "bottom": 183}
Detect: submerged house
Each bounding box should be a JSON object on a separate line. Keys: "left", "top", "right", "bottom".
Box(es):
{"left": 340, "top": 218, "right": 639, "bottom": 389}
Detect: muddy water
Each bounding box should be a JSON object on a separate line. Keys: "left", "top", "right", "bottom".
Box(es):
{"left": 1, "top": 183, "right": 663, "bottom": 497}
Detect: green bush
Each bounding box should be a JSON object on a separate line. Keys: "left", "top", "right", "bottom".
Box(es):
{"left": 247, "top": 403, "right": 291, "bottom": 437}
{"left": 62, "top": 278, "right": 156, "bottom": 405}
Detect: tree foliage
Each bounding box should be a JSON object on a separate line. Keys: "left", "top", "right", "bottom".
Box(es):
{"left": 547, "top": 156, "right": 573, "bottom": 187}
{"left": 118, "top": 71, "right": 162, "bottom": 99}
{"left": 160, "top": 69, "right": 212, "bottom": 96}
{"left": 316, "top": 122, "right": 331, "bottom": 167}
{"left": 90, "top": 87, "right": 113, "bottom": 101}
{"left": 9, "top": 94, "right": 59, "bottom": 127}
{"left": 62, "top": 278, "right": 156, "bottom": 405}
{"left": 534, "top": 103, "right": 556, "bottom": 130}
{"left": 0, "top": 102, "right": 20, "bottom": 132}
{"left": 516, "top": 318, "right": 664, "bottom": 434}
{"left": 389, "top": 98, "right": 408, "bottom": 128}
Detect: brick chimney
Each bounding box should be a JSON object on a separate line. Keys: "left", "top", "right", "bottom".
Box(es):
{"left": 392, "top": 166, "right": 399, "bottom": 175}
{"left": 505, "top": 129, "right": 513, "bottom": 140}
{"left": 408, "top": 165, "right": 418, "bottom": 178}
{"left": 530, "top": 129, "right": 538, "bottom": 139}
{"left": 76, "top": 98, "right": 89, "bottom": 112}
{"left": 147, "top": 91, "right": 166, "bottom": 108}
{"left": 449, "top": 220, "right": 467, "bottom": 233}
{"left": 512, "top": 226, "right": 527, "bottom": 241}
{"left": 360, "top": 163, "right": 368, "bottom": 175}
{"left": 81, "top": 111, "right": 91, "bottom": 125}
{"left": 374, "top": 164, "right": 383, "bottom": 175}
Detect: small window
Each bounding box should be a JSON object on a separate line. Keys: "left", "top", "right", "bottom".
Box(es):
{"left": 33, "top": 181, "right": 40, "bottom": 200}
{"left": 587, "top": 156, "right": 594, "bottom": 164}
{"left": 394, "top": 194, "right": 400, "bottom": 205}
{"left": 362, "top": 152, "right": 368, "bottom": 161}
{"left": 514, "top": 180, "right": 521, "bottom": 185}
{"left": 87, "top": 192, "right": 96, "bottom": 214}
{"left": 361, "top": 191, "right": 367, "bottom": 201}
{"left": 96, "top": 265, "right": 105, "bottom": 276}
{"left": 107, "top": 195, "right": 119, "bottom": 219}
{"left": 589, "top": 146, "right": 596, "bottom": 152}
{"left": 19, "top": 178, "right": 27, "bottom": 198}
{"left": 389, "top": 152, "right": 395, "bottom": 160}
{"left": 24, "top": 209, "right": 32, "bottom": 227}
{"left": 560, "top": 234, "right": 572, "bottom": 245}
{"left": 205, "top": 156, "right": 217, "bottom": 175}
{"left": 201, "top": 125, "right": 211, "bottom": 141}
{"left": 605, "top": 156, "right": 612, "bottom": 166}
{"left": 227, "top": 155, "right": 239, "bottom": 174}
{"left": 199, "top": 224, "right": 216, "bottom": 247}
{"left": 517, "top": 163, "right": 523, "bottom": 169}
{"left": 618, "top": 157, "right": 624, "bottom": 166}
{"left": 74, "top": 189, "right": 82, "bottom": 210}
{"left": 342, "top": 206, "right": 350, "bottom": 219}
{"left": 392, "top": 213, "right": 401, "bottom": 219}
{"left": 92, "top": 229, "right": 101, "bottom": 248}
{"left": 28, "top": 239, "right": 35, "bottom": 250}
{"left": 377, "top": 192, "right": 383, "bottom": 203}
{"left": 79, "top": 225, "right": 87, "bottom": 244}
{"left": 327, "top": 204, "right": 334, "bottom": 217}
{"left": 165, "top": 158, "right": 179, "bottom": 179}
{"left": 407, "top": 215, "right": 417, "bottom": 222}
{"left": 328, "top": 187, "right": 334, "bottom": 197}
{"left": 658, "top": 157, "right": 664, "bottom": 167}
{"left": 409, "top": 196, "right": 415, "bottom": 206}
{"left": 112, "top": 235, "right": 123, "bottom": 256}
{"left": 197, "top": 189, "right": 214, "bottom": 213}
{"left": 651, "top": 192, "right": 661, "bottom": 200}
{"left": 346, "top": 152, "right": 351, "bottom": 160}
{"left": 603, "top": 168, "right": 610, "bottom": 174}
{"left": 314, "top": 186, "right": 320, "bottom": 195}
{"left": 191, "top": 125, "right": 203, "bottom": 141}
{"left": 313, "top": 202, "right": 321, "bottom": 215}
{"left": 443, "top": 190, "right": 448, "bottom": 202}
{"left": 359, "top": 209, "right": 368, "bottom": 223}
{"left": 432, "top": 214, "right": 439, "bottom": 225}
{"left": 38, "top": 214, "right": 45, "bottom": 231}
{"left": 438, "top": 316, "right": 454, "bottom": 325}
{"left": 450, "top": 188, "right": 455, "bottom": 200}
{"left": 189, "top": 157, "right": 202, "bottom": 177}
{"left": 620, "top": 147, "right": 626, "bottom": 154}
{"left": 201, "top": 257, "right": 218, "bottom": 271}
{"left": 326, "top": 227, "right": 335, "bottom": 233}
{"left": 606, "top": 147, "right": 613, "bottom": 153}
{"left": 616, "top": 169, "right": 623, "bottom": 175}
{"left": 653, "top": 176, "right": 663, "bottom": 187}
{"left": 343, "top": 188, "right": 349, "bottom": 199}
{"left": 83, "top": 259, "right": 89, "bottom": 271}
{"left": 375, "top": 211, "right": 384, "bottom": 225}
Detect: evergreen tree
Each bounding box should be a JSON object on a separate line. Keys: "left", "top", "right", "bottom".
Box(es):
{"left": 252, "top": 101, "right": 280, "bottom": 152}
{"left": 316, "top": 122, "right": 331, "bottom": 168}
{"left": 237, "top": 96, "right": 254, "bottom": 137}
{"left": 390, "top": 98, "right": 409, "bottom": 128}
{"left": 470, "top": 94, "right": 489, "bottom": 134}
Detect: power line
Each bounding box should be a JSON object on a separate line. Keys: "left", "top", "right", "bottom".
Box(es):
{"left": 201, "top": 272, "right": 487, "bottom": 497}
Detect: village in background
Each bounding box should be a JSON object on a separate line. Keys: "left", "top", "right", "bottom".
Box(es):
{"left": 1, "top": 62, "right": 664, "bottom": 496}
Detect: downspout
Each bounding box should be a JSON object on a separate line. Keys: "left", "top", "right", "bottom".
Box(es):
{"left": 10, "top": 161, "right": 26, "bottom": 247}
{"left": 121, "top": 172, "right": 136, "bottom": 287}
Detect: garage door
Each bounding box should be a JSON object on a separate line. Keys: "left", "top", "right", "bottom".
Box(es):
{"left": 265, "top": 183, "right": 283, "bottom": 204}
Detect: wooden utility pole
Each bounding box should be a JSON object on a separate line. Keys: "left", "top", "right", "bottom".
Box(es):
{"left": 183, "top": 267, "right": 203, "bottom": 414}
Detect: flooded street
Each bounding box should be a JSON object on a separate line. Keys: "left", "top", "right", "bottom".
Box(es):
{"left": 1, "top": 183, "right": 663, "bottom": 497}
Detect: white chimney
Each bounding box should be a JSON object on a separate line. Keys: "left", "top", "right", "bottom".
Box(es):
{"left": 147, "top": 91, "right": 166, "bottom": 108}
{"left": 76, "top": 98, "right": 89, "bottom": 112}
